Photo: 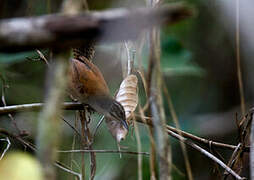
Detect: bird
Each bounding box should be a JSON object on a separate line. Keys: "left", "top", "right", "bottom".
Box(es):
{"left": 68, "top": 49, "right": 129, "bottom": 131}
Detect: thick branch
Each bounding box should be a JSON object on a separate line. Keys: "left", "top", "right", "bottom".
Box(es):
{"left": 0, "top": 102, "right": 83, "bottom": 114}
{"left": 0, "top": 4, "right": 193, "bottom": 52}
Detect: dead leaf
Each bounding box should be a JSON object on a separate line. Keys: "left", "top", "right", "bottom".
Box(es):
{"left": 116, "top": 74, "right": 138, "bottom": 122}
{"left": 105, "top": 74, "right": 138, "bottom": 142}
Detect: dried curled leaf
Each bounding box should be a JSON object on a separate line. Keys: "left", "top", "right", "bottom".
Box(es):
{"left": 105, "top": 74, "right": 138, "bottom": 142}
{"left": 116, "top": 74, "right": 138, "bottom": 122}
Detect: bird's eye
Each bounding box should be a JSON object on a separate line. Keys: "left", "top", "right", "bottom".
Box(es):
{"left": 118, "top": 108, "right": 125, "bottom": 118}
{"left": 110, "top": 121, "right": 116, "bottom": 126}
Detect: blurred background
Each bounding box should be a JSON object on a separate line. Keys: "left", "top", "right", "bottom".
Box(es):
{"left": 0, "top": 0, "right": 253, "bottom": 179}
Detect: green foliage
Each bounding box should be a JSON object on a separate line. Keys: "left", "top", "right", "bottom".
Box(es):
{"left": 161, "top": 35, "right": 204, "bottom": 77}
{"left": 0, "top": 51, "right": 37, "bottom": 64}
{"left": 140, "top": 32, "right": 204, "bottom": 78}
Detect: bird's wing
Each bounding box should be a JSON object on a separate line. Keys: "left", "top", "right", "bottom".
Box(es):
{"left": 68, "top": 58, "right": 110, "bottom": 102}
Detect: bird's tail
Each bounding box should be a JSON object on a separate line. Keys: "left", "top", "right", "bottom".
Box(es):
{"left": 73, "top": 41, "right": 95, "bottom": 62}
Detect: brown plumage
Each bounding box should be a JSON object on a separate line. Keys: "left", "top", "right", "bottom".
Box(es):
{"left": 68, "top": 56, "right": 128, "bottom": 130}
{"left": 69, "top": 57, "right": 109, "bottom": 99}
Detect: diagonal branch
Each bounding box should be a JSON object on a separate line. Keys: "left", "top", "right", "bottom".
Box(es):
{"left": 134, "top": 119, "right": 245, "bottom": 179}
{"left": 0, "top": 137, "right": 11, "bottom": 160}
{"left": 165, "top": 129, "right": 244, "bottom": 180}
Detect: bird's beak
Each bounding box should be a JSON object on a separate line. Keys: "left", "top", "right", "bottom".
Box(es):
{"left": 110, "top": 113, "right": 129, "bottom": 130}
{"left": 120, "top": 119, "right": 129, "bottom": 130}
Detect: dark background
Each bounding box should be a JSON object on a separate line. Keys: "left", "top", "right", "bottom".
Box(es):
{"left": 0, "top": 0, "right": 253, "bottom": 179}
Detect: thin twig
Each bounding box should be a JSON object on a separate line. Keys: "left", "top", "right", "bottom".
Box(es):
{"left": 166, "top": 129, "right": 244, "bottom": 180}
{"left": 124, "top": 41, "right": 135, "bottom": 76}
{"left": 55, "top": 162, "right": 82, "bottom": 180}
{"left": 70, "top": 112, "right": 78, "bottom": 180}
{"left": 235, "top": 0, "right": 245, "bottom": 116}
{"left": 132, "top": 118, "right": 244, "bottom": 179}
{"left": 146, "top": 8, "right": 158, "bottom": 180}
{"left": 166, "top": 124, "right": 240, "bottom": 151}
{"left": 133, "top": 116, "right": 143, "bottom": 180}
{"left": 148, "top": 1, "right": 171, "bottom": 177}
{"left": 93, "top": 115, "right": 104, "bottom": 137}
{"left": 136, "top": 70, "right": 148, "bottom": 99}
{"left": 36, "top": 50, "right": 49, "bottom": 66}
{"left": 138, "top": 105, "right": 156, "bottom": 179}
{"left": 0, "top": 137, "right": 11, "bottom": 160}
{"left": 125, "top": 41, "right": 142, "bottom": 180}
{"left": 57, "top": 149, "right": 149, "bottom": 155}
{"left": 79, "top": 111, "right": 86, "bottom": 180}
{"left": 224, "top": 143, "right": 242, "bottom": 179}
{"left": 1, "top": 77, "right": 22, "bottom": 134}
{"left": 250, "top": 112, "right": 254, "bottom": 179}
{"left": 163, "top": 82, "right": 193, "bottom": 180}
{"left": 0, "top": 102, "right": 84, "bottom": 114}
{"left": 85, "top": 109, "right": 96, "bottom": 180}
{"left": 60, "top": 116, "right": 81, "bottom": 137}
{"left": 79, "top": 109, "right": 96, "bottom": 180}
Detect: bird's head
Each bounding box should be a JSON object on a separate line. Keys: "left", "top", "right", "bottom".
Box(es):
{"left": 88, "top": 96, "right": 129, "bottom": 130}
{"left": 109, "top": 100, "right": 129, "bottom": 130}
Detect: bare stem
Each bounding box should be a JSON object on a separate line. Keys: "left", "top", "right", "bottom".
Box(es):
{"left": 36, "top": 52, "right": 69, "bottom": 180}
{"left": 0, "top": 77, "right": 22, "bottom": 134}
{"left": 133, "top": 117, "right": 143, "bottom": 180}
{"left": 148, "top": 22, "right": 171, "bottom": 180}
{"left": 235, "top": 0, "right": 245, "bottom": 116}
{"left": 133, "top": 117, "right": 244, "bottom": 179}
{"left": 163, "top": 83, "right": 193, "bottom": 180}
{"left": 166, "top": 124, "right": 239, "bottom": 151}
{"left": 166, "top": 129, "right": 244, "bottom": 180}
{"left": 0, "top": 137, "right": 11, "bottom": 160}
{"left": 0, "top": 102, "right": 83, "bottom": 114}
{"left": 250, "top": 112, "right": 254, "bottom": 179}
{"left": 55, "top": 163, "right": 82, "bottom": 180}
{"left": 125, "top": 40, "right": 142, "bottom": 179}
{"left": 138, "top": 105, "right": 156, "bottom": 180}
{"left": 57, "top": 149, "right": 149, "bottom": 155}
